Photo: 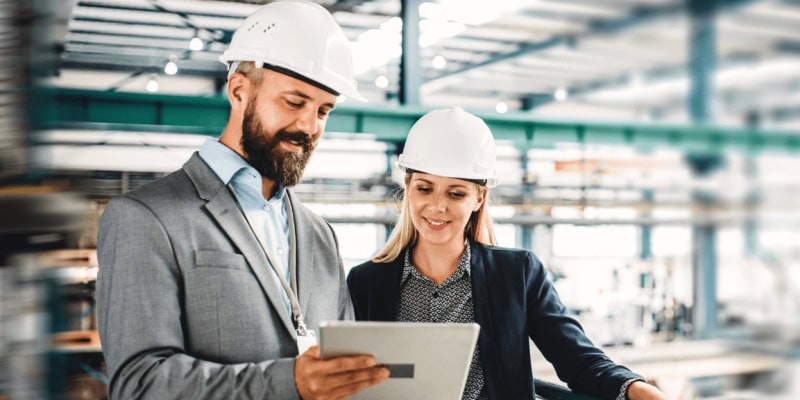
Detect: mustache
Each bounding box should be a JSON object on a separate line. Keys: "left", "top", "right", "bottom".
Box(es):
{"left": 275, "top": 130, "right": 313, "bottom": 147}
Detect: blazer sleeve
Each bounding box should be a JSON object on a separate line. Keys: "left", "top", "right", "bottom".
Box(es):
{"left": 524, "top": 251, "right": 642, "bottom": 400}
{"left": 325, "top": 220, "right": 355, "bottom": 321}
{"left": 97, "top": 196, "right": 299, "bottom": 400}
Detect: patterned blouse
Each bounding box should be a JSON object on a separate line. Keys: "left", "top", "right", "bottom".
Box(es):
{"left": 395, "top": 245, "right": 488, "bottom": 400}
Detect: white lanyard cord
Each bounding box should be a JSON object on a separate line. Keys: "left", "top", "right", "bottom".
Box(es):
{"left": 226, "top": 183, "right": 309, "bottom": 336}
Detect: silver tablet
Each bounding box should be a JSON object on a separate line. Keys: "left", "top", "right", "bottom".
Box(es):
{"left": 319, "top": 321, "right": 480, "bottom": 400}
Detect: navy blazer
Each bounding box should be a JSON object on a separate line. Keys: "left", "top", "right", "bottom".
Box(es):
{"left": 347, "top": 242, "right": 642, "bottom": 400}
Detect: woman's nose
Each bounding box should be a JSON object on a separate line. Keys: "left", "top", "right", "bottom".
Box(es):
{"left": 429, "top": 193, "right": 447, "bottom": 212}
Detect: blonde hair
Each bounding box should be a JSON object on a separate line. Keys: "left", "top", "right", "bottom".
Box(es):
{"left": 372, "top": 173, "right": 497, "bottom": 263}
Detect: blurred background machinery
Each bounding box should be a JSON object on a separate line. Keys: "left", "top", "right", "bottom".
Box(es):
{"left": 2, "top": 0, "right": 800, "bottom": 399}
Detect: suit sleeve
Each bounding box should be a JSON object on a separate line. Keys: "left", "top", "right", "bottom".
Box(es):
{"left": 324, "top": 221, "right": 355, "bottom": 321}
{"left": 524, "top": 252, "right": 642, "bottom": 400}
{"left": 345, "top": 265, "right": 367, "bottom": 320}
{"left": 97, "top": 196, "right": 300, "bottom": 400}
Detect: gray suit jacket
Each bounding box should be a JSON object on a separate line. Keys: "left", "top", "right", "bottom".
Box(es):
{"left": 97, "top": 152, "right": 354, "bottom": 399}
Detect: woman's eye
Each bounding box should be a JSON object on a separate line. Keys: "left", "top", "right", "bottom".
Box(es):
{"left": 416, "top": 187, "right": 431, "bottom": 193}
{"left": 286, "top": 100, "right": 302, "bottom": 108}
{"left": 449, "top": 192, "right": 465, "bottom": 198}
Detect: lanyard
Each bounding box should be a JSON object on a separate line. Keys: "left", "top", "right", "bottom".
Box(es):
{"left": 226, "top": 183, "right": 309, "bottom": 336}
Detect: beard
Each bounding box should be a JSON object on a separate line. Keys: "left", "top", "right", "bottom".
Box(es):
{"left": 240, "top": 100, "right": 317, "bottom": 187}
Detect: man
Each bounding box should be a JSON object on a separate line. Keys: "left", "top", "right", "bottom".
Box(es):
{"left": 96, "top": 1, "right": 389, "bottom": 398}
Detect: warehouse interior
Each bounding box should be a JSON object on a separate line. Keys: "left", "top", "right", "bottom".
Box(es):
{"left": 1, "top": 0, "right": 799, "bottom": 399}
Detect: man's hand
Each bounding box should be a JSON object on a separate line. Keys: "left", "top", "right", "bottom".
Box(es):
{"left": 627, "top": 381, "right": 669, "bottom": 400}
{"left": 294, "top": 345, "right": 390, "bottom": 400}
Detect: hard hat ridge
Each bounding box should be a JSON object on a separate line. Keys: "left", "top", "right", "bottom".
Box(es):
{"left": 220, "top": 0, "right": 365, "bottom": 101}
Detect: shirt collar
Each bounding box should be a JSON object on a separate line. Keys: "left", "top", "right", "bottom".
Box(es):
{"left": 198, "top": 138, "right": 250, "bottom": 185}
{"left": 198, "top": 138, "right": 287, "bottom": 201}
{"left": 400, "top": 244, "right": 471, "bottom": 286}
{"left": 269, "top": 181, "right": 288, "bottom": 201}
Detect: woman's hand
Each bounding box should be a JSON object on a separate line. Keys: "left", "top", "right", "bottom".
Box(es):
{"left": 627, "top": 381, "right": 669, "bottom": 400}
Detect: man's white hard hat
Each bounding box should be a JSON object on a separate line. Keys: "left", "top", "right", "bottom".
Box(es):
{"left": 220, "top": 0, "right": 365, "bottom": 102}
{"left": 398, "top": 107, "right": 499, "bottom": 187}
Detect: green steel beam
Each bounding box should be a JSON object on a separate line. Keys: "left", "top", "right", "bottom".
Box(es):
{"left": 31, "top": 88, "right": 800, "bottom": 154}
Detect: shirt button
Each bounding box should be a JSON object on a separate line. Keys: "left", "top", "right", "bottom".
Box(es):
{"left": 263, "top": 204, "right": 271, "bottom": 211}
{"left": 277, "top": 247, "right": 285, "bottom": 255}
{"left": 432, "top": 291, "right": 439, "bottom": 298}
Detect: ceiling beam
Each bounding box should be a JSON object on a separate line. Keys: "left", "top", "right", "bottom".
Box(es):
{"left": 777, "top": 40, "right": 800, "bottom": 54}
{"left": 424, "top": 3, "right": 683, "bottom": 88}
{"left": 423, "top": 0, "right": 755, "bottom": 91}
{"left": 59, "top": 59, "right": 226, "bottom": 78}
{"left": 33, "top": 88, "right": 800, "bottom": 155}
{"left": 519, "top": 3, "right": 769, "bottom": 110}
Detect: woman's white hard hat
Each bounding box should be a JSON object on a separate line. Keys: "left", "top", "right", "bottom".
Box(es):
{"left": 398, "top": 107, "right": 499, "bottom": 187}
{"left": 220, "top": 0, "right": 365, "bottom": 102}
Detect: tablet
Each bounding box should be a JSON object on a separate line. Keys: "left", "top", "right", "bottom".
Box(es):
{"left": 319, "top": 321, "right": 480, "bottom": 400}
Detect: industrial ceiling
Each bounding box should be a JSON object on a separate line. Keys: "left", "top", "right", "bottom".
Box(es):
{"left": 39, "top": 0, "right": 800, "bottom": 131}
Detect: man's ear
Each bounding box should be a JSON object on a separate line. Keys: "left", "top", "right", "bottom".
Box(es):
{"left": 227, "top": 73, "right": 251, "bottom": 113}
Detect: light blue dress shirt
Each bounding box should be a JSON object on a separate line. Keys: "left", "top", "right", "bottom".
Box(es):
{"left": 198, "top": 138, "right": 292, "bottom": 313}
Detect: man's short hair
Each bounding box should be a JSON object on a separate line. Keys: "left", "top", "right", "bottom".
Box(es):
{"left": 235, "top": 61, "right": 264, "bottom": 86}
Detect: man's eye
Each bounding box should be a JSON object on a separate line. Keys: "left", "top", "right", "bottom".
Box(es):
{"left": 286, "top": 100, "right": 302, "bottom": 108}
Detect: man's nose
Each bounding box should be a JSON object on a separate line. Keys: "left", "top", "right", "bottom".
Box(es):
{"left": 294, "top": 109, "right": 319, "bottom": 136}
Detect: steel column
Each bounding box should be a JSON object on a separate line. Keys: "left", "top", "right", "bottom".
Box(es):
{"left": 692, "top": 223, "right": 718, "bottom": 338}
{"left": 399, "top": 0, "right": 422, "bottom": 105}
{"left": 688, "top": 0, "right": 719, "bottom": 338}
{"left": 688, "top": 0, "right": 716, "bottom": 122}
{"left": 640, "top": 190, "right": 653, "bottom": 260}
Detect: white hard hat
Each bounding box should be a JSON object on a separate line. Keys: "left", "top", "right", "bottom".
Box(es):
{"left": 398, "top": 107, "right": 498, "bottom": 187}
{"left": 220, "top": 0, "right": 365, "bottom": 102}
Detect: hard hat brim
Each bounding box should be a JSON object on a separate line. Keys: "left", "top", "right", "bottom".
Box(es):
{"left": 221, "top": 57, "right": 367, "bottom": 103}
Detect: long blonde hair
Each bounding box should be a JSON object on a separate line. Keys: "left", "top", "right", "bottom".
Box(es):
{"left": 372, "top": 173, "right": 497, "bottom": 263}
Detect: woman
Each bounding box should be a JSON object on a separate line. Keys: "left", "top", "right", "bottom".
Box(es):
{"left": 347, "top": 108, "right": 667, "bottom": 400}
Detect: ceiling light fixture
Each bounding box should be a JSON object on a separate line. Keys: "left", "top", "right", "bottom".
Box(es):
{"left": 495, "top": 100, "right": 508, "bottom": 114}
{"left": 164, "top": 60, "right": 178, "bottom": 75}
{"left": 554, "top": 87, "right": 569, "bottom": 102}
{"left": 145, "top": 75, "right": 159, "bottom": 93}
{"left": 432, "top": 55, "right": 447, "bottom": 70}
{"left": 189, "top": 37, "right": 204, "bottom": 51}
{"left": 374, "top": 74, "right": 389, "bottom": 89}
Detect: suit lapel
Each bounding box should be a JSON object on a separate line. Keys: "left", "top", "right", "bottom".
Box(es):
{"left": 287, "top": 191, "right": 314, "bottom": 315}
{"left": 470, "top": 243, "right": 492, "bottom": 339}
{"left": 469, "top": 243, "right": 507, "bottom": 399}
{"left": 184, "top": 153, "right": 296, "bottom": 337}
